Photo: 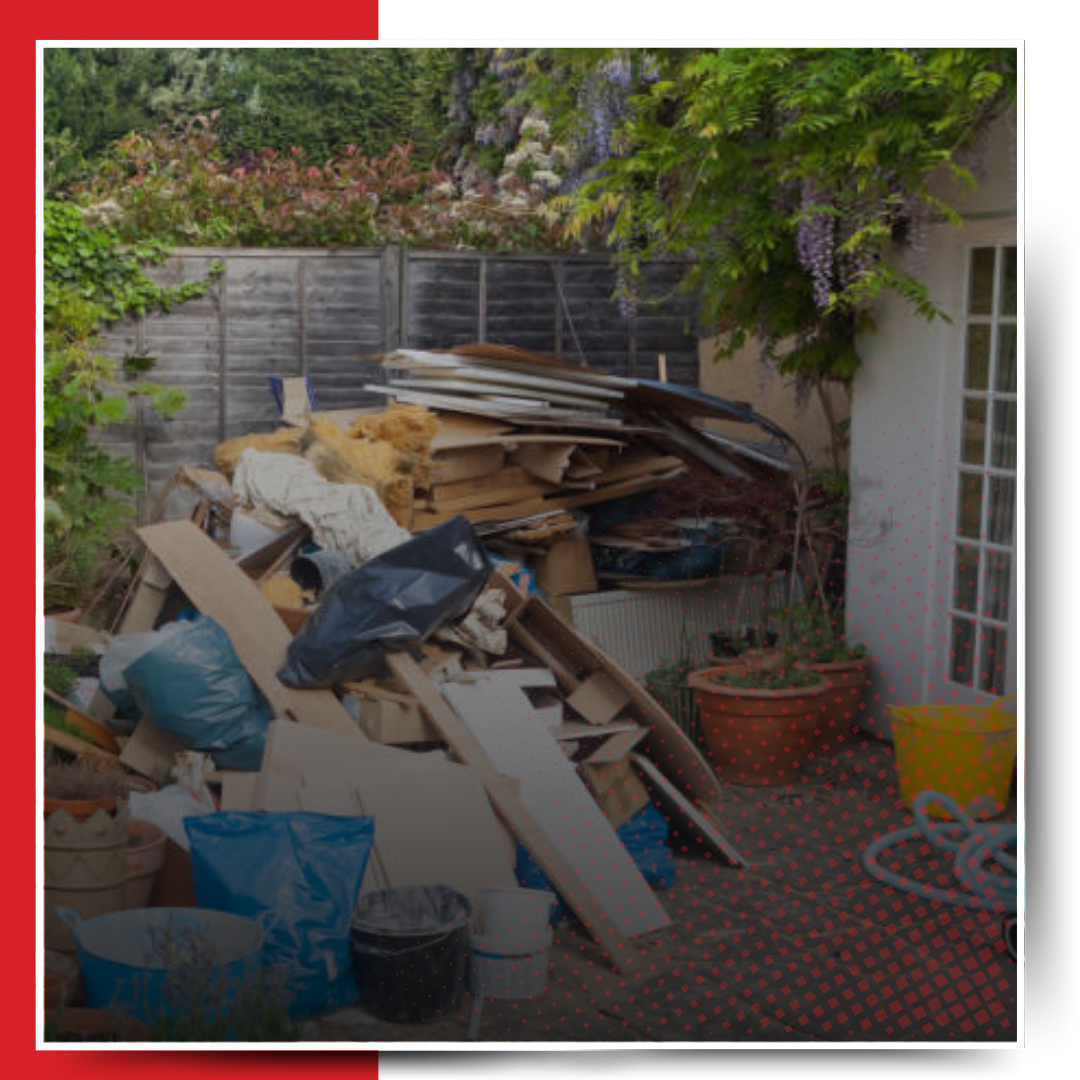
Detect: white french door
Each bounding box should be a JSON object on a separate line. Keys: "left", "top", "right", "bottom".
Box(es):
{"left": 941, "top": 239, "right": 1018, "bottom": 700}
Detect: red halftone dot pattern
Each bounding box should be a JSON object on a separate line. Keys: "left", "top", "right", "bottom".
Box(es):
{"left": 317, "top": 245, "right": 1016, "bottom": 1043}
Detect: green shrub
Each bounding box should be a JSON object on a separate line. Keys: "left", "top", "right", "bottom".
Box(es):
{"left": 43, "top": 201, "right": 220, "bottom": 610}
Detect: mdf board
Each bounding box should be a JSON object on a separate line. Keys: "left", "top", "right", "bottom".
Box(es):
{"left": 385, "top": 653, "right": 642, "bottom": 973}
{"left": 440, "top": 672, "right": 670, "bottom": 938}
{"left": 137, "top": 521, "right": 358, "bottom": 736}
{"left": 632, "top": 754, "right": 745, "bottom": 867}
{"left": 515, "top": 597, "right": 728, "bottom": 811}
{"left": 299, "top": 759, "right": 516, "bottom": 907}
{"left": 254, "top": 719, "right": 402, "bottom": 812}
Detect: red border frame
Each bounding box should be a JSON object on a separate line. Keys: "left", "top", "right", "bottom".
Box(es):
{"left": 27, "top": 25, "right": 379, "bottom": 1073}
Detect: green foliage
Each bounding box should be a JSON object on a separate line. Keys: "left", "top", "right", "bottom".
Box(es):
{"left": 216, "top": 49, "right": 435, "bottom": 164}
{"left": 75, "top": 119, "right": 569, "bottom": 252}
{"left": 530, "top": 47, "right": 1016, "bottom": 387}
{"left": 720, "top": 667, "right": 825, "bottom": 691}
{"left": 44, "top": 47, "right": 459, "bottom": 195}
{"left": 44, "top": 201, "right": 220, "bottom": 609}
{"left": 44, "top": 659, "right": 78, "bottom": 698}
{"left": 775, "top": 600, "right": 867, "bottom": 664}
{"left": 149, "top": 971, "right": 300, "bottom": 1042}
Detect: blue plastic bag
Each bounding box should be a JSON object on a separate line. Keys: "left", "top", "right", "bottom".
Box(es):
{"left": 187, "top": 812, "right": 376, "bottom": 1019}
{"left": 123, "top": 616, "right": 272, "bottom": 770}
{"left": 516, "top": 804, "right": 674, "bottom": 926}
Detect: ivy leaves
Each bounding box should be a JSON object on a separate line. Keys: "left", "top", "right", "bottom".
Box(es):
{"left": 43, "top": 200, "right": 218, "bottom": 609}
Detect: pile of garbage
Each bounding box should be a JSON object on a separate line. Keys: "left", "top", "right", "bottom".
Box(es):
{"left": 42, "top": 343, "right": 797, "bottom": 1037}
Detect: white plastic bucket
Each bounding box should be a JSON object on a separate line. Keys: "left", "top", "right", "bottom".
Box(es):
{"left": 469, "top": 928, "right": 553, "bottom": 1000}
{"left": 480, "top": 887, "right": 554, "bottom": 948}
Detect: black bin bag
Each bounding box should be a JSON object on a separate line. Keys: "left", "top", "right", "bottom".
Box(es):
{"left": 278, "top": 516, "right": 492, "bottom": 689}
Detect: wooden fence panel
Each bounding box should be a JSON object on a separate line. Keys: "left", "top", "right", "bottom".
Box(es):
{"left": 96, "top": 247, "right": 699, "bottom": 493}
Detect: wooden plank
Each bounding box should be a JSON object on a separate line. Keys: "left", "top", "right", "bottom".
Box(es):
{"left": 514, "top": 597, "right": 736, "bottom": 823}
{"left": 385, "top": 653, "right": 643, "bottom": 974}
{"left": 440, "top": 671, "right": 669, "bottom": 939}
{"left": 632, "top": 754, "right": 746, "bottom": 867}
{"left": 42, "top": 688, "right": 121, "bottom": 754}
{"left": 43, "top": 724, "right": 121, "bottom": 767}
{"left": 137, "top": 521, "right": 359, "bottom": 736}
{"left": 432, "top": 466, "right": 530, "bottom": 502}
{"left": 430, "top": 480, "right": 555, "bottom": 514}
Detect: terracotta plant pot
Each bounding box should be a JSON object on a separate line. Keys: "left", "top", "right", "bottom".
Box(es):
{"left": 44, "top": 1007, "right": 152, "bottom": 1043}
{"left": 43, "top": 793, "right": 118, "bottom": 822}
{"left": 796, "top": 656, "right": 870, "bottom": 740}
{"left": 44, "top": 949, "right": 80, "bottom": 1010}
{"left": 126, "top": 819, "right": 168, "bottom": 908}
{"left": 44, "top": 774, "right": 156, "bottom": 821}
{"left": 688, "top": 664, "right": 829, "bottom": 786}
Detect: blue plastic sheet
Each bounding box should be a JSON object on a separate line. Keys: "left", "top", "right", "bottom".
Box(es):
{"left": 123, "top": 616, "right": 271, "bottom": 770}
{"left": 187, "top": 812, "right": 376, "bottom": 1019}
{"left": 516, "top": 803, "right": 674, "bottom": 927}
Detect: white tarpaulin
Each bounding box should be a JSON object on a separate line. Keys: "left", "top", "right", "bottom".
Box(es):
{"left": 232, "top": 449, "right": 410, "bottom": 566}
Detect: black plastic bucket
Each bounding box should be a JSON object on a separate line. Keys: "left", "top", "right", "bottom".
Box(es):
{"left": 350, "top": 885, "right": 473, "bottom": 1023}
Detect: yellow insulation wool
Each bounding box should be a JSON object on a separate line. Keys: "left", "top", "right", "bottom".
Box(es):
{"left": 349, "top": 404, "right": 437, "bottom": 489}
{"left": 299, "top": 418, "right": 415, "bottom": 527}
{"left": 214, "top": 428, "right": 301, "bottom": 477}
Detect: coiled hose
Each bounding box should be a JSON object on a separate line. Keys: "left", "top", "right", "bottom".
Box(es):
{"left": 862, "top": 790, "right": 1017, "bottom": 916}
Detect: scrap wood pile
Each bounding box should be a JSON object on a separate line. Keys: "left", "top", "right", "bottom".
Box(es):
{"left": 42, "top": 341, "right": 798, "bottom": 1027}
{"left": 210, "top": 343, "right": 801, "bottom": 597}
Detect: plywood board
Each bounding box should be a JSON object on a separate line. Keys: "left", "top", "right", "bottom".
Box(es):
{"left": 254, "top": 719, "right": 401, "bottom": 812}
{"left": 119, "top": 714, "right": 186, "bottom": 782}
{"left": 385, "top": 653, "right": 645, "bottom": 974}
{"left": 300, "top": 759, "right": 516, "bottom": 906}
{"left": 432, "top": 466, "right": 530, "bottom": 502}
{"left": 431, "top": 480, "right": 555, "bottom": 514}
{"left": 515, "top": 597, "right": 725, "bottom": 807}
{"left": 137, "top": 521, "right": 359, "bottom": 736}
{"left": 632, "top": 753, "right": 746, "bottom": 867}
{"left": 354, "top": 696, "right": 437, "bottom": 745}
{"left": 568, "top": 672, "right": 633, "bottom": 726}
{"left": 430, "top": 446, "right": 505, "bottom": 486}
{"left": 514, "top": 442, "right": 575, "bottom": 485}
{"left": 440, "top": 671, "right": 669, "bottom": 938}
{"left": 430, "top": 414, "right": 514, "bottom": 451}
{"left": 581, "top": 758, "right": 650, "bottom": 830}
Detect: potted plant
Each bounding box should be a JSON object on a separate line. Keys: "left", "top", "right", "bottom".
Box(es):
{"left": 784, "top": 600, "right": 870, "bottom": 735}
{"left": 43, "top": 762, "right": 151, "bottom": 820}
{"left": 708, "top": 627, "right": 785, "bottom": 670}
{"left": 688, "top": 662, "right": 827, "bottom": 786}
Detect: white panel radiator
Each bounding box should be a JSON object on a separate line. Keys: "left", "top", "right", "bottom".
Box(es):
{"left": 569, "top": 573, "right": 793, "bottom": 679}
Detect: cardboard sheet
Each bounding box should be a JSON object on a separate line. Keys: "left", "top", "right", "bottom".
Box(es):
{"left": 137, "top": 521, "right": 359, "bottom": 735}
{"left": 441, "top": 670, "right": 670, "bottom": 938}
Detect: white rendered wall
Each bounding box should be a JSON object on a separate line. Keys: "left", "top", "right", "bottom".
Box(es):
{"left": 845, "top": 114, "right": 1017, "bottom": 734}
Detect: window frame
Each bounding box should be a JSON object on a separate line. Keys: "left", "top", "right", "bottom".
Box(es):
{"left": 928, "top": 225, "right": 1018, "bottom": 705}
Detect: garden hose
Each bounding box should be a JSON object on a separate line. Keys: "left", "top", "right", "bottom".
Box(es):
{"left": 862, "top": 790, "right": 1017, "bottom": 916}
